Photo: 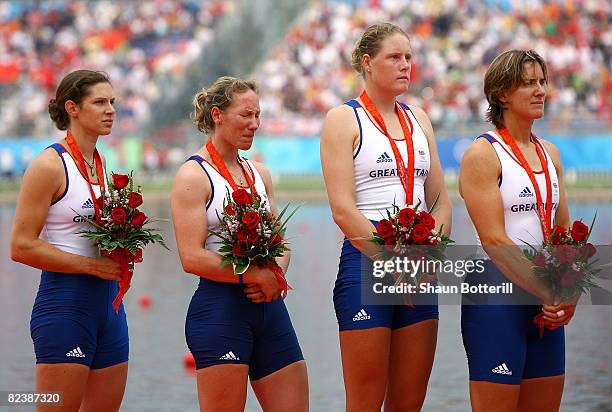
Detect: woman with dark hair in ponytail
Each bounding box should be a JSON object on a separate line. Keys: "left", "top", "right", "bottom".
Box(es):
{"left": 11, "top": 70, "right": 128, "bottom": 411}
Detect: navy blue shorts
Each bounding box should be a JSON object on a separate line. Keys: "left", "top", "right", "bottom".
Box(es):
{"left": 461, "top": 261, "right": 565, "bottom": 384}
{"left": 185, "top": 278, "right": 304, "bottom": 381}
{"left": 334, "top": 238, "right": 439, "bottom": 331}
{"left": 30, "top": 271, "right": 129, "bottom": 370}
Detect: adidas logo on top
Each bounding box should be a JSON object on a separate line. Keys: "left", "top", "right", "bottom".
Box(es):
{"left": 376, "top": 152, "right": 393, "bottom": 163}
{"left": 352, "top": 309, "right": 371, "bottom": 321}
{"left": 518, "top": 187, "right": 533, "bottom": 198}
{"left": 66, "top": 347, "right": 86, "bottom": 358}
{"left": 491, "top": 363, "right": 512, "bottom": 375}
{"left": 81, "top": 198, "right": 95, "bottom": 209}
{"left": 219, "top": 351, "right": 240, "bottom": 361}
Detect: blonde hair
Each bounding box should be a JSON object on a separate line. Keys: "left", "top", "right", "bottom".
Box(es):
{"left": 191, "top": 76, "right": 258, "bottom": 134}
{"left": 351, "top": 22, "right": 409, "bottom": 77}
{"left": 484, "top": 49, "right": 548, "bottom": 128}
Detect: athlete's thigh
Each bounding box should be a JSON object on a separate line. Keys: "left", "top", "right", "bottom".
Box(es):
{"left": 339, "top": 327, "right": 391, "bottom": 408}
{"left": 196, "top": 364, "right": 249, "bottom": 412}
{"left": 385, "top": 319, "right": 438, "bottom": 412}
{"left": 250, "top": 360, "right": 308, "bottom": 412}
{"left": 35, "top": 363, "right": 89, "bottom": 412}
{"left": 462, "top": 305, "right": 527, "bottom": 411}
{"left": 248, "top": 299, "right": 304, "bottom": 381}
{"left": 518, "top": 375, "right": 564, "bottom": 412}
{"left": 80, "top": 361, "right": 128, "bottom": 412}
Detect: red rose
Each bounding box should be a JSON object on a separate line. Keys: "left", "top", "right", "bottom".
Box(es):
{"left": 550, "top": 225, "right": 568, "bottom": 245}
{"left": 269, "top": 233, "right": 283, "bottom": 247}
{"left": 570, "top": 220, "right": 589, "bottom": 243}
{"left": 111, "top": 207, "right": 127, "bottom": 224}
{"left": 131, "top": 210, "right": 148, "bottom": 228}
{"left": 133, "top": 248, "right": 143, "bottom": 263}
{"left": 112, "top": 173, "right": 129, "bottom": 190}
{"left": 376, "top": 219, "right": 397, "bottom": 240}
{"left": 533, "top": 253, "right": 547, "bottom": 267}
{"left": 247, "top": 231, "right": 260, "bottom": 243}
{"left": 417, "top": 211, "right": 436, "bottom": 231}
{"left": 579, "top": 243, "right": 596, "bottom": 259}
{"left": 224, "top": 204, "right": 236, "bottom": 216}
{"left": 559, "top": 269, "right": 582, "bottom": 289}
{"left": 410, "top": 223, "right": 429, "bottom": 243}
{"left": 397, "top": 208, "right": 417, "bottom": 227}
{"left": 232, "top": 243, "right": 247, "bottom": 257}
{"left": 232, "top": 189, "right": 252, "bottom": 206}
{"left": 236, "top": 229, "right": 249, "bottom": 243}
{"left": 556, "top": 244, "right": 577, "bottom": 264}
{"left": 128, "top": 192, "right": 143, "bottom": 208}
{"left": 242, "top": 211, "right": 260, "bottom": 229}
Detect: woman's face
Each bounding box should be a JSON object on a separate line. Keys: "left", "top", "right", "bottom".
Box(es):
{"left": 69, "top": 82, "right": 116, "bottom": 136}
{"left": 217, "top": 89, "right": 261, "bottom": 150}
{"left": 503, "top": 62, "right": 547, "bottom": 122}
{"left": 365, "top": 32, "right": 412, "bottom": 96}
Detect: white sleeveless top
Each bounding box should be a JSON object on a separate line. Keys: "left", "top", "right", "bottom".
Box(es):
{"left": 188, "top": 154, "right": 269, "bottom": 253}
{"left": 40, "top": 144, "right": 106, "bottom": 258}
{"left": 476, "top": 130, "right": 560, "bottom": 246}
{"left": 347, "top": 100, "right": 431, "bottom": 220}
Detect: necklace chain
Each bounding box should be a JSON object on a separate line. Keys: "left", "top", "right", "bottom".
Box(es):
{"left": 83, "top": 157, "right": 96, "bottom": 176}
{"left": 229, "top": 169, "right": 244, "bottom": 185}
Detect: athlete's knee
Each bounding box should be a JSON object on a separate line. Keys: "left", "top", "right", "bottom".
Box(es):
{"left": 346, "top": 398, "right": 384, "bottom": 412}
{"left": 346, "top": 384, "right": 385, "bottom": 412}
{"left": 80, "top": 398, "right": 122, "bottom": 412}
{"left": 384, "top": 395, "right": 426, "bottom": 412}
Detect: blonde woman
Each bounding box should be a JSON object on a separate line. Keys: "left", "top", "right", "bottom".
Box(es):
{"left": 321, "top": 23, "right": 451, "bottom": 411}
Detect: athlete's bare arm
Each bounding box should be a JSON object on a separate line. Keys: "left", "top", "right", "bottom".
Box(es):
{"left": 321, "top": 105, "right": 382, "bottom": 259}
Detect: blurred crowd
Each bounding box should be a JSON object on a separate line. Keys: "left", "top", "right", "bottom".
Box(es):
{"left": 0, "top": 0, "right": 228, "bottom": 138}
{"left": 254, "top": 0, "right": 612, "bottom": 136}
{"left": 0, "top": 0, "right": 610, "bottom": 141}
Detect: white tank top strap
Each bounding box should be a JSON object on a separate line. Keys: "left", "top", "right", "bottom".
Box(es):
{"left": 345, "top": 99, "right": 431, "bottom": 220}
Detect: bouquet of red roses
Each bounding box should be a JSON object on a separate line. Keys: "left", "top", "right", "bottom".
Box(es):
{"left": 523, "top": 217, "right": 600, "bottom": 334}
{"left": 209, "top": 188, "right": 297, "bottom": 298}
{"left": 75, "top": 172, "right": 168, "bottom": 312}
{"left": 371, "top": 198, "right": 453, "bottom": 286}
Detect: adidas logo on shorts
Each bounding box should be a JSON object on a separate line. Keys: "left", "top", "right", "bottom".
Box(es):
{"left": 66, "top": 347, "right": 86, "bottom": 358}
{"left": 352, "top": 309, "right": 371, "bottom": 321}
{"left": 491, "top": 363, "right": 512, "bottom": 375}
{"left": 376, "top": 152, "right": 393, "bottom": 163}
{"left": 219, "top": 351, "right": 240, "bottom": 361}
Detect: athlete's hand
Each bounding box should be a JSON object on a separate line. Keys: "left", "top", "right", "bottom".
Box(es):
{"left": 245, "top": 265, "right": 281, "bottom": 302}
{"left": 541, "top": 303, "right": 576, "bottom": 329}
{"left": 90, "top": 256, "right": 122, "bottom": 281}
{"left": 243, "top": 283, "right": 266, "bottom": 303}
